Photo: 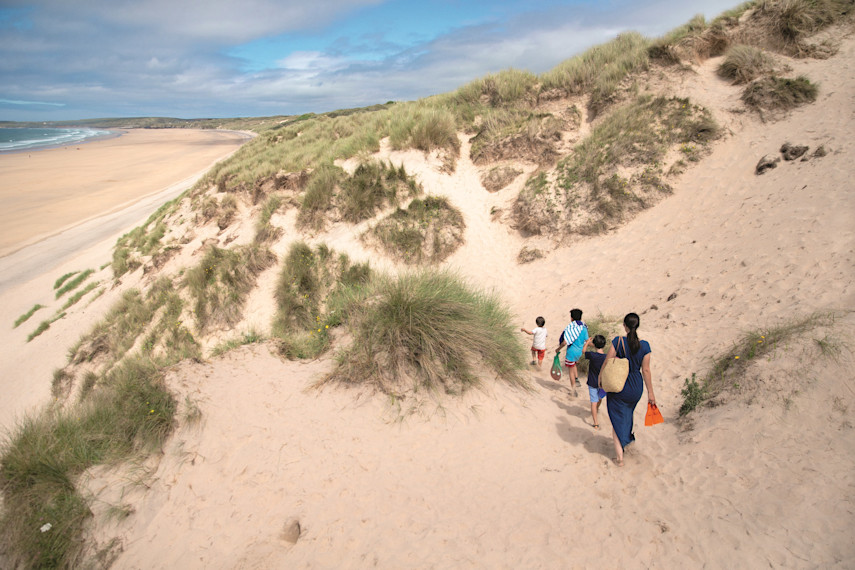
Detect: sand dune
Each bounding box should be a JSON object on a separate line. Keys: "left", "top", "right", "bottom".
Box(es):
{"left": 2, "top": 26, "right": 854, "bottom": 570}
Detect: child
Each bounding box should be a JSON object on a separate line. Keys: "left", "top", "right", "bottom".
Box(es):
{"left": 555, "top": 308, "right": 588, "bottom": 393}
{"left": 583, "top": 335, "right": 608, "bottom": 429}
{"left": 521, "top": 317, "right": 547, "bottom": 369}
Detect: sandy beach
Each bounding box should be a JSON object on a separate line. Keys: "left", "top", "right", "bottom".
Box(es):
{"left": 1, "top": 22, "right": 854, "bottom": 570}
{"left": 0, "top": 128, "right": 250, "bottom": 257}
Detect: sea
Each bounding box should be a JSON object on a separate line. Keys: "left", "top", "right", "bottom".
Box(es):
{"left": 0, "top": 127, "right": 115, "bottom": 153}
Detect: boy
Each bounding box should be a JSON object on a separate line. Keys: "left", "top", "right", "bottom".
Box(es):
{"left": 555, "top": 308, "right": 588, "bottom": 394}
{"left": 521, "top": 317, "right": 547, "bottom": 369}
{"left": 583, "top": 335, "right": 608, "bottom": 429}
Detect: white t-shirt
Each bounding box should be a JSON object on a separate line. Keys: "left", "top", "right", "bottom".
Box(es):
{"left": 531, "top": 326, "right": 547, "bottom": 350}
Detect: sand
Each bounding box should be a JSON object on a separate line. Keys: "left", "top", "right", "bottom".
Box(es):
{"left": 2, "top": 30, "right": 855, "bottom": 570}
{"left": 0, "top": 128, "right": 251, "bottom": 258}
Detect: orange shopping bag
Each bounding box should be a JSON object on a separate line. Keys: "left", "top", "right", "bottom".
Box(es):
{"left": 645, "top": 403, "right": 664, "bottom": 426}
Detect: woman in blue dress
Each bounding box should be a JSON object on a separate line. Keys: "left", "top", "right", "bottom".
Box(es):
{"left": 604, "top": 312, "right": 656, "bottom": 467}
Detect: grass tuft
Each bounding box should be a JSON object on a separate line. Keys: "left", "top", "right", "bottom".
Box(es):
{"left": 14, "top": 304, "right": 45, "bottom": 328}
{"left": 272, "top": 242, "right": 371, "bottom": 359}
{"left": 367, "top": 196, "right": 466, "bottom": 264}
{"left": 323, "top": 270, "right": 528, "bottom": 396}
{"left": 55, "top": 269, "right": 94, "bottom": 299}
{"left": 717, "top": 44, "right": 774, "bottom": 84}
{"left": 186, "top": 244, "right": 276, "bottom": 334}
{"left": 742, "top": 74, "right": 818, "bottom": 111}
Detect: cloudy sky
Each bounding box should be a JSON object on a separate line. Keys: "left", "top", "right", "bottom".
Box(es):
{"left": 0, "top": 0, "right": 741, "bottom": 122}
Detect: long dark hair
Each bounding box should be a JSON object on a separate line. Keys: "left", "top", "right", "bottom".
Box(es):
{"left": 624, "top": 312, "right": 641, "bottom": 355}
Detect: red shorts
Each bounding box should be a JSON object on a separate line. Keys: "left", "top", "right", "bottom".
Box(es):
{"left": 532, "top": 347, "right": 546, "bottom": 361}
{"left": 564, "top": 360, "right": 577, "bottom": 368}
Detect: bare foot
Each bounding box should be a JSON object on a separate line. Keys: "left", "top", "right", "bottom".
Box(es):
{"left": 593, "top": 424, "right": 600, "bottom": 430}
{"left": 612, "top": 457, "right": 624, "bottom": 467}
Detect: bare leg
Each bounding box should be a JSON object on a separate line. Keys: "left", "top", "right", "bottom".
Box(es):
{"left": 590, "top": 402, "right": 600, "bottom": 428}
{"left": 611, "top": 428, "right": 624, "bottom": 466}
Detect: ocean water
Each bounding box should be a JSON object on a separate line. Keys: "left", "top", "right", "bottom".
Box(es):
{"left": 0, "top": 127, "right": 114, "bottom": 153}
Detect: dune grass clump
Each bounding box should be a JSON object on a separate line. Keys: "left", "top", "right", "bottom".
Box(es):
{"left": 296, "top": 164, "right": 343, "bottom": 230}
{"left": 13, "top": 304, "right": 45, "bottom": 328}
{"left": 367, "top": 196, "right": 466, "bottom": 264}
{"left": 70, "top": 278, "right": 200, "bottom": 369}
{"left": 254, "top": 194, "right": 283, "bottom": 243}
{"left": 186, "top": 243, "right": 276, "bottom": 333}
{"left": 717, "top": 44, "right": 774, "bottom": 83}
{"left": 514, "top": 95, "right": 717, "bottom": 236}
{"left": 61, "top": 282, "right": 100, "bottom": 311}
{"left": 679, "top": 312, "right": 841, "bottom": 415}
{"left": 324, "top": 270, "right": 528, "bottom": 396}
{"left": 540, "top": 32, "right": 650, "bottom": 113}
{"left": 55, "top": 269, "right": 94, "bottom": 299}
{"left": 53, "top": 272, "right": 79, "bottom": 291}
{"left": 469, "top": 108, "right": 563, "bottom": 165}
{"left": 340, "top": 161, "right": 422, "bottom": 223}
{"left": 209, "top": 329, "right": 265, "bottom": 358}
{"left": 741, "top": 74, "right": 818, "bottom": 111}
{"left": 754, "top": 0, "right": 850, "bottom": 44}
{"left": 451, "top": 68, "right": 539, "bottom": 109}
{"left": 112, "top": 197, "right": 181, "bottom": 278}
{"left": 272, "top": 242, "right": 371, "bottom": 359}
{"left": 0, "top": 356, "right": 175, "bottom": 568}
{"left": 389, "top": 104, "right": 461, "bottom": 156}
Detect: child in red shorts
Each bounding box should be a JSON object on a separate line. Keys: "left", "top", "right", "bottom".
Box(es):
{"left": 521, "top": 316, "right": 547, "bottom": 369}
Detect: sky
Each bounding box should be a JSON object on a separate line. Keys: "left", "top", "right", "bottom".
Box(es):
{"left": 0, "top": 0, "right": 743, "bottom": 122}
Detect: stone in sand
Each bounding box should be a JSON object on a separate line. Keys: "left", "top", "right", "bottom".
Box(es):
{"left": 281, "top": 518, "right": 301, "bottom": 544}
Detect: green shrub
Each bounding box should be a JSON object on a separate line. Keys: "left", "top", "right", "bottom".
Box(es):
{"left": 679, "top": 373, "right": 706, "bottom": 415}
{"left": 324, "top": 270, "right": 528, "bottom": 395}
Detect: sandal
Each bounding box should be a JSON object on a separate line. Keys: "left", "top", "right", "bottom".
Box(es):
{"left": 593, "top": 424, "right": 599, "bottom": 430}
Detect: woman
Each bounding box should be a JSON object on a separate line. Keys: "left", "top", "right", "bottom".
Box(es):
{"left": 603, "top": 312, "right": 655, "bottom": 467}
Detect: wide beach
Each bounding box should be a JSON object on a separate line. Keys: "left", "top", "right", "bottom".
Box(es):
{"left": 0, "top": 128, "right": 250, "bottom": 257}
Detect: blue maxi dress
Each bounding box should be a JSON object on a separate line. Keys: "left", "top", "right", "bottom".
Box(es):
{"left": 606, "top": 336, "right": 651, "bottom": 449}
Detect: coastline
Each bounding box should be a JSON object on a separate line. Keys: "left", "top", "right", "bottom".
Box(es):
{"left": 0, "top": 128, "right": 251, "bottom": 258}
{"left": 0, "top": 127, "right": 124, "bottom": 155}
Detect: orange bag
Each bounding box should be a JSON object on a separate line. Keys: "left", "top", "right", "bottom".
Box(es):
{"left": 645, "top": 403, "right": 664, "bottom": 426}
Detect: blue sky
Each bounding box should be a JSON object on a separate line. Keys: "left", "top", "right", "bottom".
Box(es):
{"left": 0, "top": 0, "right": 741, "bottom": 122}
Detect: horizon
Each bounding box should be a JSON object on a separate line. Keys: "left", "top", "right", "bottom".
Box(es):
{"left": 1, "top": 0, "right": 741, "bottom": 122}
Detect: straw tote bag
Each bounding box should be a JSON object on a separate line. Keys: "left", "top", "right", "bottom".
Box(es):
{"left": 600, "top": 337, "right": 630, "bottom": 393}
